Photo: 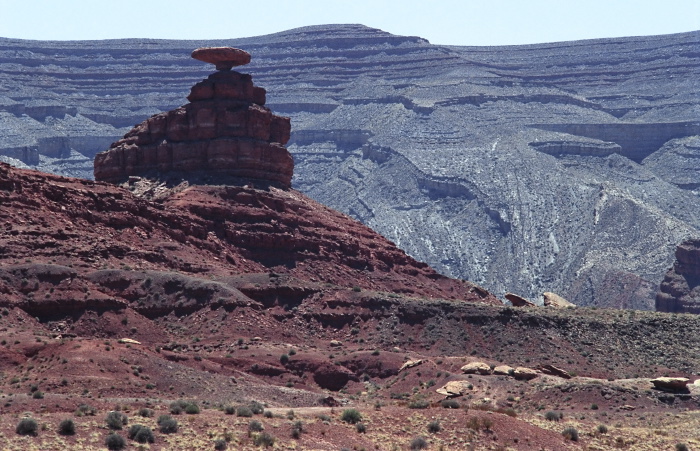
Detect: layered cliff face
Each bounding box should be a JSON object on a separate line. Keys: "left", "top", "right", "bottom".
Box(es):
{"left": 1, "top": 26, "right": 700, "bottom": 309}
{"left": 656, "top": 238, "right": 700, "bottom": 313}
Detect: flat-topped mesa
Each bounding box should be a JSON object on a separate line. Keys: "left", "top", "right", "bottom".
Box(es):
{"left": 94, "top": 47, "right": 293, "bottom": 188}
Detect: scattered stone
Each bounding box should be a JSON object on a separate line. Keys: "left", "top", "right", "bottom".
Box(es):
{"left": 461, "top": 361, "right": 492, "bottom": 375}
{"left": 436, "top": 380, "right": 472, "bottom": 397}
{"left": 329, "top": 340, "right": 342, "bottom": 347}
{"left": 538, "top": 364, "right": 572, "bottom": 379}
{"left": 399, "top": 359, "right": 423, "bottom": 371}
{"left": 118, "top": 338, "right": 141, "bottom": 345}
{"left": 251, "top": 337, "right": 262, "bottom": 342}
{"left": 493, "top": 365, "right": 514, "bottom": 376}
{"left": 505, "top": 293, "right": 537, "bottom": 307}
{"left": 651, "top": 377, "right": 690, "bottom": 391}
{"left": 191, "top": 47, "right": 251, "bottom": 71}
{"left": 513, "top": 367, "right": 539, "bottom": 380}
{"left": 620, "top": 405, "right": 636, "bottom": 411}
{"left": 542, "top": 292, "right": 575, "bottom": 308}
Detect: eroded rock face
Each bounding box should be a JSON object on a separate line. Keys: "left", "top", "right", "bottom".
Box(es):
{"left": 656, "top": 238, "right": 700, "bottom": 313}
{"left": 94, "top": 49, "right": 293, "bottom": 188}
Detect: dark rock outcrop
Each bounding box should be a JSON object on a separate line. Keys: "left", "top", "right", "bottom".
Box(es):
{"left": 656, "top": 238, "right": 700, "bottom": 313}
{"left": 94, "top": 48, "right": 293, "bottom": 188}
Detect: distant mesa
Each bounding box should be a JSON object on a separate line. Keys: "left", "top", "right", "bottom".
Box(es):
{"left": 94, "top": 48, "right": 293, "bottom": 188}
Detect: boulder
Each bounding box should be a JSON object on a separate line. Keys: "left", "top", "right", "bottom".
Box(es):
{"left": 505, "top": 293, "right": 537, "bottom": 307}
{"left": 436, "top": 380, "right": 473, "bottom": 397}
{"left": 513, "top": 367, "right": 539, "bottom": 380}
{"left": 191, "top": 47, "right": 251, "bottom": 71}
{"left": 542, "top": 292, "right": 575, "bottom": 308}
{"left": 651, "top": 377, "right": 690, "bottom": 391}
{"left": 399, "top": 359, "right": 423, "bottom": 371}
{"left": 493, "top": 365, "right": 514, "bottom": 376}
{"left": 461, "top": 361, "right": 492, "bottom": 375}
{"left": 537, "top": 364, "right": 572, "bottom": 379}
{"left": 329, "top": 340, "right": 342, "bottom": 347}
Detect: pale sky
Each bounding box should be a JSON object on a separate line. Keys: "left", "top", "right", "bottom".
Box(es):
{"left": 0, "top": 0, "right": 698, "bottom": 46}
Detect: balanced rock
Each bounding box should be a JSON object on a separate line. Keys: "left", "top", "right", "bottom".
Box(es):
{"left": 505, "top": 293, "right": 537, "bottom": 307}
{"left": 461, "top": 361, "right": 491, "bottom": 375}
{"left": 513, "top": 367, "right": 539, "bottom": 380}
{"left": 543, "top": 292, "right": 575, "bottom": 308}
{"left": 651, "top": 377, "right": 690, "bottom": 391}
{"left": 191, "top": 47, "right": 251, "bottom": 71}
{"left": 94, "top": 49, "right": 293, "bottom": 188}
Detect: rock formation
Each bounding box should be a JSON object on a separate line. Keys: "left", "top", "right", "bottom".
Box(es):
{"left": 542, "top": 292, "right": 575, "bottom": 309}
{"left": 94, "top": 48, "right": 293, "bottom": 188}
{"left": 656, "top": 238, "right": 700, "bottom": 313}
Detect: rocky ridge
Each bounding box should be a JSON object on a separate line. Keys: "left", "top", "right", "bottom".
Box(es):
{"left": 1, "top": 25, "right": 700, "bottom": 309}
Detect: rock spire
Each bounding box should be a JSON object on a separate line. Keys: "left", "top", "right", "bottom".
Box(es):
{"left": 94, "top": 47, "right": 293, "bottom": 188}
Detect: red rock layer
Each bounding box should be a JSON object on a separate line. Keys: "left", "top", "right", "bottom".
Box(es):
{"left": 94, "top": 71, "right": 293, "bottom": 188}
{"left": 0, "top": 162, "right": 498, "bottom": 305}
{"left": 656, "top": 238, "right": 700, "bottom": 313}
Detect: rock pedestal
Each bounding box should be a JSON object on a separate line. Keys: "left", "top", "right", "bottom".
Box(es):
{"left": 94, "top": 48, "right": 293, "bottom": 188}
{"left": 656, "top": 238, "right": 700, "bottom": 313}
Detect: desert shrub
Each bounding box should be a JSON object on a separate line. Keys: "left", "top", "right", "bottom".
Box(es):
{"left": 214, "top": 439, "right": 228, "bottom": 450}
{"left": 32, "top": 390, "right": 44, "bottom": 399}
{"left": 591, "top": 403, "right": 599, "bottom": 410}
{"left": 286, "top": 409, "right": 295, "bottom": 420}
{"left": 263, "top": 410, "right": 273, "bottom": 418}
{"left": 157, "top": 415, "right": 178, "bottom": 434}
{"left": 497, "top": 407, "right": 517, "bottom": 417}
{"left": 440, "top": 399, "right": 460, "bottom": 409}
{"left": 481, "top": 417, "right": 493, "bottom": 431}
{"left": 250, "top": 401, "right": 265, "bottom": 414}
{"left": 169, "top": 399, "right": 187, "bottom": 414}
{"left": 137, "top": 408, "right": 153, "bottom": 418}
{"left": 545, "top": 411, "right": 562, "bottom": 421}
{"left": 236, "top": 406, "right": 253, "bottom": 417}
{"left": 317, "top": 413, "right": 331, "bottom": 422}
{"left": 427, "top": 420, "right": 441, "bottom": 433}
{"left": 249, "top": 420, "right": 264, "bottom": 432}
{"left": 291, "top": 420, "right": 303, "bottom": 438}
{"left": 562, "top": 426, "right": 579, "bottom": 441}
{"left": 76, "top": 404, "right": 96, "bottom": 416}
{"left": 410, "top": 436, "right": 428, "bottom": 450}
{"left": 105, "top": 411, "right": 128, "bottom": 430}
{"left": 597, "top": 424, "right": 608, "bottom": 434}
{"left": 280, "top": 354, "right": 289, "bottom": 364}
{"left": 408, "top": 399, "right": 430, "bottom": 409}
{"left": 340, "top": 408, "right": 362, "bottom": 424}
{"left": 224, "top": 405, "right": 236, "bottom": 415}
{"left": 185, "top": 402, "right": 200, "bottom": 414}
{"left": 676, "top": 444, "right": 689, "bottom": 451}
{"left": 253, "top": 431, "right": 275, "bottom": 447}
{"left": 356, "top": 422, "right": 367, "bottom": 433}
{"left": 58, "top": 418, "right": 75, "bottom": 435}
{"left": 466, "top": 416, "right": 481, "bottom": 431}
{"left": 16, "top": 418, "right": 38, "bottom": 436}
{"left": 128, "top": 424, "right": 154, "bottom": 443}
{"left": 105, "top": 433, "right": 127, "bottom": 450}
